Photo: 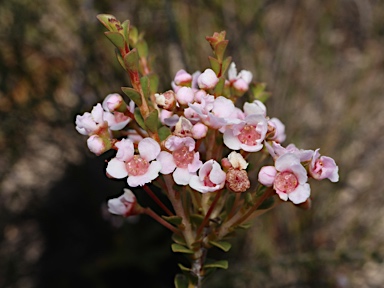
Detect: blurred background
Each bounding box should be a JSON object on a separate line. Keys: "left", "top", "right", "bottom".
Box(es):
{"left": 1, "top": 0, "right": 383, "bottom": 287}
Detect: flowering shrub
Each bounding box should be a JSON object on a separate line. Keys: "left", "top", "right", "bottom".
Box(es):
{"left": 75, "top": 14, "right": 339, "bottom": 287}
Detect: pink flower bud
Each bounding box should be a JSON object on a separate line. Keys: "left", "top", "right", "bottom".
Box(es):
{"left": 174, "top": 69, "right": 192, "bottom": 86}
{"left": 102, "top": 93, "right": 126, "bottom": 112}
{"left": 87, "top": 135, "right": 110, "bottom": 155}
{"left": 192, "top": 123, "right": 208, "bottom": 139}
{"left": 258, "top": 166, "right": 277, "bottom": 187}
{"left": 233, "top": 78, "right": 249, "bottom": 92}
{"left": 176, "top": 86, "right": 195, "bottom": 105}
{"left": 197, "top": 69, "right": 219, "bottom": 89}
{"left": 155, "top": 90, "right": 176, "bottom": 110}
{"left": 107, "top": 189, "right": 139, "bottom": 217}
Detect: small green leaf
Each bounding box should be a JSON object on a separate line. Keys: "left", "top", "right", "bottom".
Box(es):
{"left": 134, "top": 108, "right": 146, "bottom": 130}
{"left": 124, "top": 48, "right": 139, "bottom": 72}
{"left": 97, "top": 14, "right": 118, "bottom": 31}
{"left": 140, "top": 75, "right": 150, "bottom": 100}
{"left": 245, "top": 192, "right": 254, "bottom": 207}
{"left": 209, "top": 56, "right": 220, "bottom": 75}
{"left": 257, "top": 196, "right": 275, "bottom": 210}
{"left": 204, "top": 260, "right": 228, "bottom": 270}
{"left": 105, "top": 31, "right": 125, "bottom": 50}
{"left": 121, "top": 20, "right": 130, "bottom": 42}
{"left": 144, "top": 109, "right": 159, "bottom": 133}
{"left": 174, "top": 274, "right": 188, "bottom": 288}
{"left": 189, "top": 214, "right": 204, "bottom": 227}
{"left": 221, "top": 56, "right": 232, "bottom": 75}
{"left": 213, "top": 77, "right": 225, "bottom": 96}
{"left": 237, "top": 222, "right": 252, "bottom": 229}
{"left": 178, "top": 263, "right": 191, "bottom": 272}
{"left": 214, "top": 40, "right": 228, "bottom": 61}
{"left": 171, "top": 243, "right": 194, "bottom": 254}
{"left": 115, "top": 50, "right": 126, "bottom": 70}
{"left": 136, "top": 38, "right": 149, "bottom": 58}
{"left": 158, "top": 126, "right": 171, "bottom": 141}
{"left": 148, "top": 73, "right": 159, "bottom": 95}
{"left": 209, "top": 240, "right": 232, "bottom": 252}
{"left": 255, "top": 185, "right": 267, "bottom": 197}
{"left": 250, "top": 82, "right": 270, "bottom": 103}
{"left": 121, "top": 87, "right": 142, "bottom": 106}
{"left": 162, "top": 215, "right": 182, "bottom": 226}
{"left": 129, "top": 26, "right": 139, "bottom": 45}
{"left": 172, "top": 233, "right": 186, "bottom": 245}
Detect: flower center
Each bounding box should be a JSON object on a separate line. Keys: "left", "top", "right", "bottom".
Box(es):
{"left": 126, "top": 155, "right": 149, "bottom": 176}
{"left": 203, "top": 172, "right": 216, "bottom": 187}
{"left": 274, "top": 171, "right": 298, "bottom": 193}
{"left": 238, "top": 124, "right": 260, "bottom": 145}
{"left": 173, "top": 146, "right": 195, "bottom": 168}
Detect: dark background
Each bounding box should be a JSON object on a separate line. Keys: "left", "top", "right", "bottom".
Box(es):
{"left": 1, "top": 0, "right": 384, "bottom": 287}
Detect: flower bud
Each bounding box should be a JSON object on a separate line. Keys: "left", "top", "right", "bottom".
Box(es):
{"left": 197, "top": 69, "right": 219, "bottom": 89}
{"left": 176, "top": 87, "right": 195, "bottom": 105}
{"left": 102, "top": 93, "right": 127, "bottom": 112}
{"left": 87, "top": 135, "right": 111, "bottom": 155}
{"left": 258, "top": 166, "right": 277, "bottom": 187}
{"left": 174, "top": 117, "right": 193, "bottom": 137}
{"left": 227, "top": 151, "right": 248, "bottom": 170}
{"left": 108, "top": 189, "right": 140, "bottom": 217}
{"left": 192, "top": 123, "right": 208, "bottom": 139}
{"left": 174, "top": 69, "right": 192, "bottom": 86}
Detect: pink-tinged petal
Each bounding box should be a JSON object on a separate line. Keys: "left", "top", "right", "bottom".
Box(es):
{"left": 243, "top": 101, "right": 266, "bottom": 117}
{"left": 138, "top": 138, "right": 161, "bottom": 161}
{"left": 212, "top": 97, "right": 235, "bottom": 118}
{"left": 91, "top": 103, "right": 104, "bottom": 123}
{"left": 275, "top": 190, "right": 289, "bottom": 201}
{"left": 275, "top": 153, "right": 301, "bottom": 172}
{"left": 197, "top": 69, "right": 219, "bottom": 89}
{"left": 165, "top": 136, "right": 195, "bottom": 151}
{"left": 198, "top": 160, "right": 213, "bottom": 181}
{"left": 223, "top": 130, "right": 242, "bottom": 150}
{"left": 238, "top": 69, "right": 253, "bottom": 84}
{"left": 240, "top": 142, "right": 264, "bottom": 152}
{"left": 87, "top": 135, "right": 108, "bottom": 155}
{"left": 187, "top": 152, "right": 202, "bottom": 173}
{"left": 289, "top": 163, "right": 308, "bottom": 184}
{"left": 189, "top": 175, "right": 222, "bottom": 193}
{"left": 209, "top": 161, "right": 226, "bottom": 185}
{"left": 288, "top": 183, "right": 311, "bottom": 204}
{"left": 102, "top": 93, "right": 124, "bottom": 112}
{"left": 173, "top": 167, "right": 194, "bottom": 185}
{"left": 127, "top": 161, "right": 161, "bottom": 187}
{"left": 108, "top": 198, "right": 128, "bottom": 215}
{"left": 157, "top": 151, "right": 176, "bottom": 174}
{"left": 258, "top": 166, "right": 277, "bottom": 187}
{"left": 233, "top": 78, "right": 249, "bottom": 92}
{"left": 106, "top": 158, "right": 128, "bottom": 179}
{"left": 176, "top": 87, "right": 195, "bottom": 105}
{"left": 116, "top": 138, "right": 134, "bottom": 162}
{"left": 107, "top": 189, "right": 136, "bottom": 215}
{"left": 269, "top": 117, "right": 286, "bottom": 143}
{"left": 228, "top": 62, "right": 237, "bottom": 80}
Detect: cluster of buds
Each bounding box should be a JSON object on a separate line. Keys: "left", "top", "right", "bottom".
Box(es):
{"left": 75, "top": 14, "right": 339, "bottom": 287}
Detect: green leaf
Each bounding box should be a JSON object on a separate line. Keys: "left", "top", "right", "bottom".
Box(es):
{"left": 129, "top": 26, "right": 139, "bottom": 45}
{"left": 115, "top": 50, "right": 126, "bottom": 70}
{"left": 171, "top": 243, "right": 194, "bottom": 254}
{"left": 178, "top": 263, "right": 191, "bottom": 272}
{"left": 172, "top": 233, "right": 186, "bottom": 245}
{"left": 257, "top": 196, "right": 275, "bottom": 210}
{"left": 134, "top": 108, "right": 146, "bottom": 130}
{"left": 237, "top": 222, "right": 252, "bottom": 229}
{"left": 121, "top": 87, "right": 142, "bottom": 106}
{"left": 97, "top": 14, "right": 118, "bottom": 31}
{"left": 245, "top": 192, "right": 254, "bottom": 207}
{"left": 124, "top": 48, "right": 139, "bottom": 72}
{"left": 158, "top": 126, "right": 171, "bottom": 141}
{"left": 162, "top": 215, "right": 182, "bottom": 226}
{"left": 121, "top": 20, "right": 130, "bottom": 42}
{"left": 250, "top": 82, "right": 270, "bottom": 103}
{"left": 221, "top": 56, "right": 232, "bottom": 76}
{"left": 136, "top": 38, "right": 149, "bottom": 58}
{"left": 214, "top": 40, "right": 228, "bottom": 61}
{"left": 209, "top": 56, "right": 220, "bottom": 75}
{"left": 144, "top": 109, "right": 159, "bottom": 133}
{"left": 140, "top": 75, "right": 150, "bottom": 100}
{"left": 148, "top": 73, "right": 159, "bottom": 95}
{"left": 189, "top": 214, "right": 204, "bottom": 227}
{"left": 255, "top": 185, "right": 267, "bottom": 197}
{"left": 104, "top": 31, "right": 125, "bottom": 50}
{"left": 209, "top": 240, "right": 232, "bottom": 252}
{"left": 213, "top": 77, "right": 225, "bottom": 96}
{"left": 204, "top": 260, "right": 228, "bottom": 270}
{"left": 174, "top": 274, "right": 188, "bottom": 288}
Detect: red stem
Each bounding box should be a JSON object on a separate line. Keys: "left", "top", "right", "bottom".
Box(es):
{"left": 143, "top": 185, "right": 174, "bottom": 216}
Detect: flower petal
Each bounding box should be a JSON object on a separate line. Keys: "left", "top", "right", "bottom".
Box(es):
{"left": 157, "top": 151, "right": 176, "bottom": 174}
{"left": 127, "top": 161, "right": 161, "bottom": 187}
{"left": 173, "top": 167, "right": 193, "bottom": 185}
{"left": 106, "top": 158, "right": 128, "bottom": 179}
{"left": 288, "top": 183, "right": 311, "bottom": 204}
{"left": 138, "top": 138, "right": 161, "bottom": 161}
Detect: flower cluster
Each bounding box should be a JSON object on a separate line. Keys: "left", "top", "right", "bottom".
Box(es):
{"left": 75, "top": 14, "right": 339, "bottom": 287}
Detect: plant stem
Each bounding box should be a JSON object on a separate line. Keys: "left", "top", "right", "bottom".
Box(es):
{"left": 143, "top": 185, "right": 174, "bottom": 216}
{"left": 143, "top": 208, "right": 180, "bottom": 235}
{"left": 196, "top": 191, "right": 222, "bottom": 238}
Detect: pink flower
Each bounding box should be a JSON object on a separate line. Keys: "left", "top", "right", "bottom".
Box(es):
{"left": 75, "top": 103, "right": 106, "bottom": 135}
{"left": 266, "top": 141, "right": 314, "bottom": 162}
{"left": 197, "top": 69, "right": 219, "bottom": 89}
{"left": 189, "top": 160, "right": 226, "bottom": 193}
{"left": 309, "top": 149, "right": 339, "bottom": 182}
{"left": 108, "top": 189, "right": 138, "bottom": 216}
{"left": 176, "top": 87, "right": 195, "bottom": 105}
{"left": 228, "top": 62, "right": 253, "bottom": 92}
{"left": 174, "top": 69, "right": 192, "bottom": 86}
{"left": 268, "top": 117, "right": 286, "bottom": 143}
{"left": 157, "top": 136, "right": 202, "bottom": 185}
{"left": 223, "top": 114, "right": 268, "bottom": 152}
{"left": 258, "top": 153, "right": 310, "bottom": 204}
{"left": 102, "top": 93, "right": 125, "bottom": 112}
{"left": 106, "top": 138, "right": 161, "bottom": 187}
